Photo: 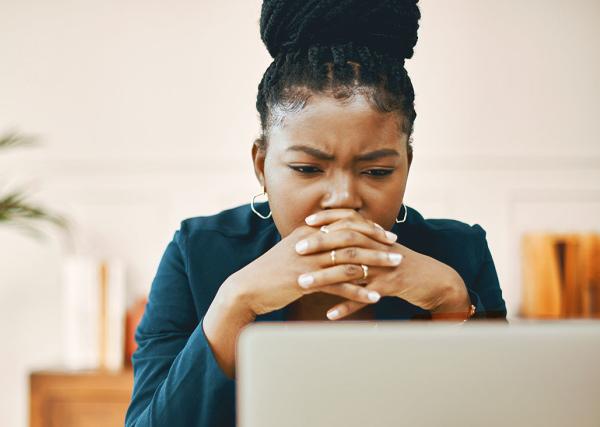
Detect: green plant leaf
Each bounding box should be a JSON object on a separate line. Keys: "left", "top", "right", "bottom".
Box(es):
{"left": 0, "top": 131, "right": 38, "bottom": 151}
{"left": 0, "top": 130, "right": 68, "bottom": 240}
{"left": 0, "top": 189, "right": 69, "bottom": 231}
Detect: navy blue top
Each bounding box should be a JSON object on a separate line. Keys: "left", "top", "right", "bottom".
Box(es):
{"left": 125, "top": 203, "right": 507, "bottom": 426}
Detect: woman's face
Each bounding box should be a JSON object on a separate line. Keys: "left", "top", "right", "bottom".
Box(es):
{"left": 252, "top": 93, "right": 412, "bottom": 237}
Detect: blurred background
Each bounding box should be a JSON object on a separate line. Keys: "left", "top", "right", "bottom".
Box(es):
{"left": 1, "top": 0, "right": 599, "bottom": 426}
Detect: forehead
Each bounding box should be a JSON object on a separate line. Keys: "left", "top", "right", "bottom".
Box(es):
{"left": 268, "top": 94, "right": 406, "bottom": 152}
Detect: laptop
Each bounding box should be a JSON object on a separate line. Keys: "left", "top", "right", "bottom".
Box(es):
{"left": 236, "top": 320, "right": 600, "bottom": 427}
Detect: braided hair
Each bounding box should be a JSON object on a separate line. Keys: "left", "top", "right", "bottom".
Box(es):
{"left": 256, "top": 0, "right": 421, "bottom": 157}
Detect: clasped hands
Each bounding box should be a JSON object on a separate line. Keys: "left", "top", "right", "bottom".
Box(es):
{"left": 295, "top": 209, "right": 472, "bottom": 321}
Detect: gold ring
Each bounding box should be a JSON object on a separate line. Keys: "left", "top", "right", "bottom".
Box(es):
{"left": 361, "top": 264, "right": 369, "bottom": 280}
{"left": 320, "top": 225, "right": 329, "bottom": 234}
{"left": 330, "top": 249, "right": 336, "bottom": 266}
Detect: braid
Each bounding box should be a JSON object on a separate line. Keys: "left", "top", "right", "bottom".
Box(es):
{"left": 257, "top": 0, "right": 420, "bottom": 154}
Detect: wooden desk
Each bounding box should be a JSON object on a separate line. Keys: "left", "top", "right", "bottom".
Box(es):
{"left": 29, "top": 370, "right": 133, "bottom": 427}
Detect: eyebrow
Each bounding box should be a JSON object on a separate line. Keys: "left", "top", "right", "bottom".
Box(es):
{"left": 287, "top": 145, "right": 399, "bottom": 162}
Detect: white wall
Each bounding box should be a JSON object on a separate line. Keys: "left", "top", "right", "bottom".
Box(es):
{"left": 1, "top": 0, "right": 599, "bottom": 426}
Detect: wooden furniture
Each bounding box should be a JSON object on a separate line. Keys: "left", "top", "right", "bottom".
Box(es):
{"left": 29, "top": 370, "right": 133, "bottom": 427}
{"left": 521, "top": 232, "right": 600, "bottom": 318}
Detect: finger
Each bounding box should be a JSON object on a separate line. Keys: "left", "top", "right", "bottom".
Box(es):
{"left": 295, "top": 228, "right": 392, "bottom": 255}
{"left": 297, "top": 264, "right": 367, "bottom": 290}
{"left": 319, "top": 218, "right": 397, "bottom": 246}
{"left": 305, "top": 209, "right": 362, "bottom": 227}
{"left": 306, "top": 282, "right": 381, "bottom": 304}
{"left": 326, "top": 300, "right": 369, "bottom": 321}
{"left": 318, "top": 246, "right": 403, "bottom": 269}
{"left": 308, "top": 209, "right": 397, "bottom": 243}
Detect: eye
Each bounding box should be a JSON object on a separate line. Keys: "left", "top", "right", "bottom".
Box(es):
{"left": 363, "top": 168, "right": 394, "bottom": 177}
{"left": 289, "top": 165, "right": 323, "bottom": 174}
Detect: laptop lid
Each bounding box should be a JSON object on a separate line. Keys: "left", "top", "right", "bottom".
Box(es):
{"left": 237, "top": 320, "right": 600, "bottom": 427}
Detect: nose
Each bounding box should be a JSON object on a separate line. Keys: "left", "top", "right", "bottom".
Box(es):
{"left": 320, "top": 172, "right": 362, "bottom": 211}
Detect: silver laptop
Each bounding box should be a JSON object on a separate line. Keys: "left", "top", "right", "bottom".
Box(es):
{"left": 237, "top": 320, "right": 600, "bottom": 427}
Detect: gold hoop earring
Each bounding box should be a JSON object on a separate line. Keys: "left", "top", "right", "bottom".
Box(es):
{"left": 395, "top": 203, "right": 408, "bottom": 224}
{"left": 251, "top": 186, "right": 272, "bottom": 219}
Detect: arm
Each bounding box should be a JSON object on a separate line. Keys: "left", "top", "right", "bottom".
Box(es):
{"left": 203, "top": 277, "right": 256, "bottom": 379}
{"left": 125, "top": 230, "right": 252, "bottom": 427}
{"left": 431, "top": 224, "right": 507, "bottom": 321}
{"left": 464, "top": 224, "right": 507, "bottom": 320}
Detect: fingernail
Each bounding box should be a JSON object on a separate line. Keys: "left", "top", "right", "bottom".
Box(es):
{"left": 385, "top": 231, "right": 397, "bottom": 242}
{"left": 305, "top": 214, "right": 317, "bottom": 225}
{"left": 295, "top": 239, "right": 309, "bottom": 253}
{"left": 298, "top": 274, "right": 314, "bottom": 288}
{"left": 327, "top": 309, "right": 340, "bottom": 320}
{"left": 388, "top": 253, "right": 403, "bottom": 265}
{"left": 367, "top": 291, "right": 381, "bottom": 302}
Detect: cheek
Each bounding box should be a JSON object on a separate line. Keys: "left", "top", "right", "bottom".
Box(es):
{"left": 264, "top": 163, "right": 318, "bottom": 236}
{"left": 264, "top": 156, "right": 316, "bottom": 198}
{"left": 264, "top": 160, "right": 301, "bottom": 197}
{"left": 362, "top": 169, "right": 407, "bottom": 195}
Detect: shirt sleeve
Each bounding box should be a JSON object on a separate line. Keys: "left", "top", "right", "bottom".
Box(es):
{"left": 466, "top": 224, "right": 508, "bottom": 320}
{"left": 125, "top": 230, "right": 236, "bottom": 427}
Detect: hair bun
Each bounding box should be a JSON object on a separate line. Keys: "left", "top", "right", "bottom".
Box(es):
{"left": 260, "top": 0, "right": 421, "bottom": 60}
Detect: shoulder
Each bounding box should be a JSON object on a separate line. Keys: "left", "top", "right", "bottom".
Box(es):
{"left": 400, "top": 205, "right": 487, "bottom": 240}
{"left": 174, "top": 202, "right": 279, "bottom": 280}
{"left": 395, "top": 205, "right": 489, "bottom": 272}
{"left": 178, "top": 202, "right": 276, "bottom": 243}
{"left": 169, "top": 203, "right": 279, "bottom": 313}
{"left": 400, "top": 207, "right": 506, "bottom": 318}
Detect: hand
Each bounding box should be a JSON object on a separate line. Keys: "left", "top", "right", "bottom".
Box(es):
{"left": 297, "top": 209, "right": 471, "bottom": 320}
{"left": 226, "top": 218, "right": 399, "bottom": 317}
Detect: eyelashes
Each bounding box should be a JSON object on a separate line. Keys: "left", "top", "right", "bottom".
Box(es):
{"left": 289, "top": 165, "right": 321, "bottom": 174}
{"left": 288, "top": 165, "right": 394, "bottom": 177}
{"left": 364, "top": 169, "right": 394, "bottom": 177}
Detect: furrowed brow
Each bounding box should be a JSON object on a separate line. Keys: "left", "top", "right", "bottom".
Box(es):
{"left": 287, "top": 145, "right": 335, "bottom": 161}
{"left": 286, "top": 146, "right": 399, "bottom": 162}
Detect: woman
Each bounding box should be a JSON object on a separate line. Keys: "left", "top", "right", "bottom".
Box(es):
{"left": 125, "top": 0, "right": 507, "bottom": 425}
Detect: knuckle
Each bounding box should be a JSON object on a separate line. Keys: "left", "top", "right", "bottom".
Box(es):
{"left": 344, "top": 247, "right": 358, "bottom": 259}
{"left": 315, "top": 234, "right": 324, "bottom": 246}
{"left": 337, "top": 283, "right": 351, "bottom": 295}
{"left": 337, "top": 219, "right": 351, "bottom": 228}
{"left": 343, "top": 264, "right": 361, "bottom": 277}
{"left": 341, "top": 230, "right": 354, "bottom": 245}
